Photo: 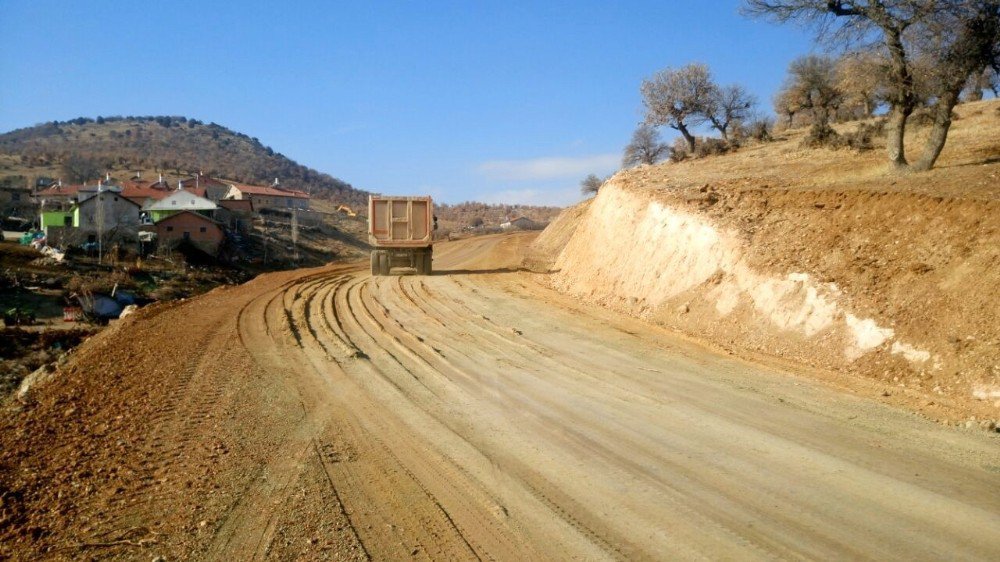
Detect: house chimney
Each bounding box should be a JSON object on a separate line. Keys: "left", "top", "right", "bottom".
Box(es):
{"left": 106, "top": 172, "right": 110, "bottom": 181}
{"left": 159, "top": 173, "right": 163, "bottom": 184}
{"left": 273, "top": 177, "right": 279, "bottom": 186}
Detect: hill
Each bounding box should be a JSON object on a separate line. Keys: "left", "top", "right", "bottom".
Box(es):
{"left": 530, "top": 98, "right": 1000, "bottom": 423}
{"left": 0, "top": 115, "right": 369, "bottom": 207}
{"left": 0, "top": 116, "right": 570, "bottom": 223}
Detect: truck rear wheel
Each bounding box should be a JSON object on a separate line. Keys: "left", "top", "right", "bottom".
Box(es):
{"left": 378, "top": 252, "right": 389, "bottom": 276}
{"left": 414, "top": 251, "right": 426, "bottom": 275}
{"left": 423, "top": 250, "right": 433, "bottom": 275}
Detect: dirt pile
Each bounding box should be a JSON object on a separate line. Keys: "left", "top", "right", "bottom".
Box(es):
{"left": 531, "top": 99, "right": 1000, "bottom": 422}
{"left": 522, "top": 198, "right": 591, "bottom": 272}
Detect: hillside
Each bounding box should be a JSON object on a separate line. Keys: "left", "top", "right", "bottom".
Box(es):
{"left": 530, "top": 98, "right": 1000, "bottom": 424}
{"left": 0, "top": 116, "right": 369, "bottom": 207}
{"left": 0, "top": 116, "right": 570, "bottom": 224}
{"left": 435, "top": 201, "right": 563, "bottom": 231}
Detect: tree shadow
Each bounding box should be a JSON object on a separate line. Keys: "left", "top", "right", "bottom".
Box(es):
{"left": 936, "top": 155, "right": 1000, "bottom": 169}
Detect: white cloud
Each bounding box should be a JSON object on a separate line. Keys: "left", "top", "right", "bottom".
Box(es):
{"left": 477, "top": 153, "right": 619, "bottom": 181}
{"left": 482, "top": 187, "right": 586, "bottom": 207}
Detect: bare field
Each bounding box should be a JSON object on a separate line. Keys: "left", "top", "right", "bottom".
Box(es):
{"left": 2, "top": 233, "right": 999, "bottom": 560}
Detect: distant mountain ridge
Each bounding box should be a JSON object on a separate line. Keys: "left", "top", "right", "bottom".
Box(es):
{"left": 0, "top": 115, "right": 369, "bottom": 207}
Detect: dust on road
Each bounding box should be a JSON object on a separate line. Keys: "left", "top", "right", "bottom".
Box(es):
{"left": 2, "top": 232, "right": 998, "bottom": 560}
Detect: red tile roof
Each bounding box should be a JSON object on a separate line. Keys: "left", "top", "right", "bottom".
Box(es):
{"left": 35, "top": 184, "right": 88, "bottom": 197}
{"left": 122, "top": 185, "right": 207, "bottom": 203}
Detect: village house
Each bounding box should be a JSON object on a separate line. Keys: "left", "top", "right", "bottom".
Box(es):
{"left": 0, "top": 183, "right": 33, "bottom": 219}
{"left": 73, "top": 187, "right": 142, "bottom": 236}
{"left": 216, "top": 199, "right": 253, "bottom": 231}
{"left": 34, "top": 181, "right": 93, "bottom": 209}
{"left": 143, "top": 190, "right": 218, "bottom": 222}
{"left": 180, "top": 174, "right": 232, "bottom": 202}
{"left": 40, "top": 186, "right": 143, "bottom": 247}
{"left": 224, "top": 181, "right": 310, "bottom": 211}
{"left": 152, "top": 210, "right": 224, "bottom": 255}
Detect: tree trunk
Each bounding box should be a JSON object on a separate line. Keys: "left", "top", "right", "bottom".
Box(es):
{"left": 912, "top": 90, "right": 960, "bottom": 172}
{"left": 708, "top": 117, "right": 728, "bottom": 141}
{"left": 886, "top": 104, "right": 911, "bottom": 170}
{"left": 675, "top": 123, "right": 696, "bottom": 151}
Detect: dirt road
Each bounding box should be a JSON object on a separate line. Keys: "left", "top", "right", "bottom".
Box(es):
{"left": 2, "top": 232, "right": 999, "bottom": 560}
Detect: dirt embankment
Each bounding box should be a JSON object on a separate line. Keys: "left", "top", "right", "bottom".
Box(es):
{"left": 531, "top": 101, "right": 1000, "bottom": 423}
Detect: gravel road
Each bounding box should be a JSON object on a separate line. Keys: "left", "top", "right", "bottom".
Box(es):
{"left": 2, "top": 232, "right": 998, "bottom": 560}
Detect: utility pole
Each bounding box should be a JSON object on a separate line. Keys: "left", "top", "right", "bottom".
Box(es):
{"left": 262, "top": 217, "right": 268, "bottom": 264}
{"left": 291, "top": 207, "right": 299, "bottom": 263}
{"left": 97, "top": 181, "right": 104, "bottom": 264}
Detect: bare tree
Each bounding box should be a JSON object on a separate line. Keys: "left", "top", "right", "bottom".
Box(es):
{"left": 743, "top": 0, "right": 1000, "bottom": 172}
{"left": 641, "top": 63, "right": 715, "bottom": 151}
{"left": 61, "top": 153, "right": 101, "bottom": 183}
{"left": 773, "top": 87, "right": 800, "bottom": 126}
{"left": 706, "top": 84, "right": 757, "bottom": 140}
{"left": 836, "top": 51, "right": 889, "bottom": 117}
{"left": 622, "top": 124, "right": 670, "bottom": 167}
{"left": 787, "top": 55, "right": 844, "bottom": 127}
{"left": 580, "top": 174, "right": 605, "bottom": 195}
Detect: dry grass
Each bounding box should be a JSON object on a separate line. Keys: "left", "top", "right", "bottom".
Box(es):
{"left": 620, "top": 98, "right": 1000, "bottom": 201}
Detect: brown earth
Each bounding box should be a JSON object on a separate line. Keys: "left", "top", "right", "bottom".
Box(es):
{"left": 1, "top": 233, "right": 999, "bottom": 560}
{"left": 531, "top": 99, "right": 1000, "bottom": 426}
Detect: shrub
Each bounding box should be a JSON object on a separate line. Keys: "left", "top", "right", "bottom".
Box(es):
{"left": 694, "top": 137, "right": 733, "bottom": 158}
{"left": 669, "top": 137, "right": 689, "bottom": 162}
{"left": 801, "top": 121, "right": 841, "bottom": 148}
{"left": 840, "top": 119, "right": 886, "bottom": 152}
{"left": 747, "top": 117, "right": 774, "bottom": 142}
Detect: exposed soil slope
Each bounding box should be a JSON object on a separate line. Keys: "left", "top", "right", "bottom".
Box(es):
{"left": 533, "top": 99, "right": 1000, "bottom": 423}
{"left": 2, "top": 234, "right": 998, "bottom": 560}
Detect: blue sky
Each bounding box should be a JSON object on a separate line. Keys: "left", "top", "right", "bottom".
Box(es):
{"left": 0, "top": 1, "right": 816, "bottom": 206}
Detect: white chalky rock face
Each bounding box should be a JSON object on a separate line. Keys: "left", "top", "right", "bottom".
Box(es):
{"left": 553, "top": 182, "right": 936, "bottom": 368}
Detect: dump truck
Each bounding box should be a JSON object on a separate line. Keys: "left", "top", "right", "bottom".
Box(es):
{"left": 368, "top": 195, "right": 436, "bottom": 276}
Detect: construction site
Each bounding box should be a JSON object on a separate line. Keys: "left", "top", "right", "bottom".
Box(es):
{"left": 1, "top": 97, "right": 998, "bottom": 560}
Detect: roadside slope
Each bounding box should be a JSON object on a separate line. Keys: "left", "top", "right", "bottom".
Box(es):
{"left": 534, "top": 99, "right": 1000, "bottom": 423}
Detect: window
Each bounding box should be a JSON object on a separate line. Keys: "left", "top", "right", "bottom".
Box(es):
{"left": 199, "top": 226, "right": 207, "bottom": 233}
{"left": 166, "top": 226, "right": 174, "bottom": 232}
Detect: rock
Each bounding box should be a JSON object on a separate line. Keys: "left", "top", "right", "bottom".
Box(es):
{"left": 677, "top": 303, "right": 690, "bottom": 314}
{"left": 119, "top": 304, "right": 139, "bottom": 319}
{"left": 980, "top": 420, "right": 996, "bottom": 431}
{"left": 16, "top": 364, "right": 58, "bottom": 401}
{"left": 964, "top": 421, "right": 975, "bottom": 429}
